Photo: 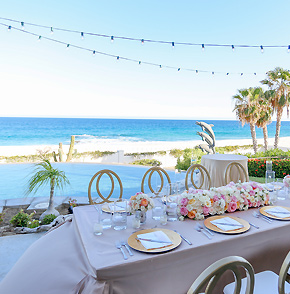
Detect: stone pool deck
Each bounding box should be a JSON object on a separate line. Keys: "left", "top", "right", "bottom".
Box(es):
{"left": 0, "top": 196, "right": 91, "bottom": 283}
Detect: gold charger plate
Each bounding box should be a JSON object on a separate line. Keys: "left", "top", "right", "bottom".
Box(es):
{"left": 260, "top": 206, "right": 290, "bottom": 221}
{"left": 128, "top": 228, "right": 181, "bottom": 253}
{"left": 204, "top": 215, "right": 250, "bottom": 234}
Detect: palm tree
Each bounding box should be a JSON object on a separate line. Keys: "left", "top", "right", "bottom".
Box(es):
{"left": 254, "top": 88, "right": 272, "bottom": 151}
{"left": 233, "top": 88, "right": 259, "bottom": 153}
{"left": 261, "top": 67, "right": 290, "bottom": 149}
{"left": 26, "top": 159, "right": 70, "bottom": 220}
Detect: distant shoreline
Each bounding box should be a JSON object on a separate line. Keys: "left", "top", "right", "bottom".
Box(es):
{"left": 0, "top": 136, "right": 290, "bottom": 158}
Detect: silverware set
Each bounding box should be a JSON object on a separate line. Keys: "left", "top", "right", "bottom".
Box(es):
{"left": 194, "top": 223, "right": 213, "bottom": 240}
{"left": 252, "top": 211, "right": 273, "bottom": 223}
{"left": 115, "top": 240, "right": 133, "bottom": 260}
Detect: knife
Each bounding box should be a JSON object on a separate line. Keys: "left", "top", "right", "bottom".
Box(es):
{"left": 136, "top": 237, "right": 172, "bottom": 244}
{"left": 214, "top": 222, "right": 243, "bottom": 227}
{"left": 173, "top": 230, "right": 192, "bottom": 245}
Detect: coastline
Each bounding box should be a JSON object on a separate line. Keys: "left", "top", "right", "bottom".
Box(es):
{"left": 0, "top": 136, "right": 290, "bottom": 158}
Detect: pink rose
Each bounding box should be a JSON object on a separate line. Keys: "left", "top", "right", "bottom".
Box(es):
{"left": 249, "top": 190, "right": 255, "bottom": 196}
{"left": 180, "top": 198, "right": 189, "bottom": 206}
{"left": 221, "top": 194, "right": 225, "bottom": 200}
{"left": 227, "top": 201, "right": 237, "bottom": 213}
{"left": 180, "top": 206, "right": 189, "bottom": 216}
{"left": 231, "top": 196, "right": 237, "bottom": 202}
{"left": 247, "top": 199, "right": 252, "bottom": 207}
{"left": 213, "top": 195, "right": 219, "bottom": 202}
{"left": 203, "top": 206, "right": 210, "bottom": 216}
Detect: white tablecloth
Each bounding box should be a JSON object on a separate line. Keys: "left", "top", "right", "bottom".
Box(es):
{"left": 201, "top": 154, "right": 248, "bottom": 188}
{"left": 1, "top": 201, "right": 290, "bottom": 294}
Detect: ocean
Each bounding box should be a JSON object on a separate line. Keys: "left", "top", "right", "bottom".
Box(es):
{"left": 0, "top": 117, "right": 289, "bottom": 146}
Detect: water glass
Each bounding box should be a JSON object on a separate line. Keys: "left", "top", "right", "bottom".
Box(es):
{"left": 265, "top": 170, "right": 275, "bottom": 184}
{"left": 160, "top": 213, "right": 168, "bottom": 225}
{"left": 132, "top": 211, "right": 141, "bottom": 229}
{"left": 93, "top": 205, "right": 103, "bottom": 236}
{"left": 112, "top": 201, "right": 127, "bottom": 230}
{"left": 100, "top": 209, "right": 112, "bottom": 230}
{"left": 266, "top": 160, "right": 272, "bottom": 171}
{"left": 152, "top": 205, "right": 164, "bottom": 221}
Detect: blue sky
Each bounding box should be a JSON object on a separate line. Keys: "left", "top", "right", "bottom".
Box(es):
{"left": 0, "top": 0, "right": 289, "bottom": 119}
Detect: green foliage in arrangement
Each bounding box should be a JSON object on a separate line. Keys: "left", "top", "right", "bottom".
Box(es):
{"left": 248, "top": 158, "right": 290, "bottom": 178}
{"left": 10, "top": 209, "right": 35, "bottom": 227}
{"left": 41, "top": 214, "right": 57, "bottom": 225}
{"left": 27, "top": 219, "right": 40, "bottom": 228}
{"left": 131, "top": 159, "right": 161, "bottom": 166}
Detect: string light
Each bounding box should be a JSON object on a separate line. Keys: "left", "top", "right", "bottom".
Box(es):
{"left": 172, "top": 42, "right": 175, "bottom": 48}
{"left": 111, "top": 36, "right": 114, "bottom": 43}
{"left": 38, "top": 35, "right": 42, "bottom": 41}
{"left": 141, "top": 39, "right": 144, "bottom": 45}
{"left": 288, "top": 45, "right": 290, "bottom": 53}
{"left": 202, "top": 44, "right": 205, "bottom": 51}
{"left": 81, "top": 32, "right": 84, "bottom": 39}
{"left": 260, "top": 45, "right": 264, "bottom": 53}
{"left": 0, "top": 22, "right": 277, "bottom": 77}
{"left": 50, "top": 27, "right": 53, "bottom": 34}
{"left": 1, "top": 17, "right": 289, "bottom": 52}
{"left": 241, "top": 73, "right": 243, "bottom": 76}
{"left": 226, "top": 73, "right": 229, "bottom": 75}
{"left": 232, "top": 45, "right": 235, "bottom": 52}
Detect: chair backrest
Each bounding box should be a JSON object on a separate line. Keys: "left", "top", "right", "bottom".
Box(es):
{"left": 88, "top": 169, "right": 123, "bottom": 204}
{"left": 224, "top": 162, "right": 249, "bottom": 185}
{"left": 141, "top": 167, "right": 171, "bottom": 196}
{"left": 187, "top": 256, "right": 254, "bottom": 294}
{"left": 279, "top": 250, "right": 290, "bottom": 294}
{"left": 185, "top": 164, "right": 211, "bottom": 190}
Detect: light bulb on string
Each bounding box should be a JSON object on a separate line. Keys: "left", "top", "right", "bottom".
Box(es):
{"left": 138, "top": 61, "right": 141, "bottom": 65}
{"left": 260, "top": 45, "right": 264, "bottom": 53}
{"left": 81, "top": 32, "right": 84, "bottom": 39}
{"left": 226, "top": 73, "right": 229, "bottom": 76}
{"left": 21, "top": 22, "right": 24, "bottom": 28}
{"left": 177, "top": 68, "right": 180, "bottom": 71}
{"left": 196, "top": 70, "right": 199, "bottom": 74}
{"left": 254, "top": 73, "right": 257, "bottom": 75}
{"left": 141, "top": 39, "right": 144, "bottom": 45}
{"left": 92, "top": 50, "right": 96, "bottom": 56}
{"left": 38, "top": 36, "right": 42, "bottom": 42}
{"left": 202, "top": 44, "right": 205, "bottom": 51}
{"left": 159, "top": 65, "right": 162, "bottom": 69}
{"left": 212, "top": 72, "right": 215, "bottom": 75}
{"left": 116, "top": 56, "right": 119, "bottom": 60}
{"left": 50, "top": 27, "right": 53, "bottom": 34}
{"left": 7, "top": 25, "right": 11, "bottom": 31}
{"left": 241, "top": 73, "right": 243, "bottom": 76}
{"left": 288, "top": 45, "right": 290, "bottom": 53}
{"left": 66, "top": 44, "right": 70, "bottom": 50}
{"left": 232, "top": 45, "right": 235, "bottom": 52}
{"left": 172, "top": 42, "right": 175, "bottom": 49}
{"left": 111, "top": 36, "right": 114, "bottom": 43}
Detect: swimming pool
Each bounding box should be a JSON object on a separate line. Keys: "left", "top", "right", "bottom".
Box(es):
{"left": 0, "top": 163, "right": 183, "bottom": 200}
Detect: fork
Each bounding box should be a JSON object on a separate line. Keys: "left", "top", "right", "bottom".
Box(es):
{"left": 252, "top": 211, "right": 272, "bottom": 223}
{"left": 196, "top": 223, "right": 214, "bottom": 236}
{"left": 115, "top": 241, "right": 128, "bottom": 260}
{"left": 194, "top": 224, "right": 212, "bottom": 240}
{"left": 121, "top": 240, "right": 133, "bottom": 256}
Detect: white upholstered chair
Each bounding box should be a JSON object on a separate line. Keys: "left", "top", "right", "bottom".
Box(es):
{"left": 224, "top": 251, "right": 290, "bottom": 294}
{"left": 187, "top": 256, "right": 254, "bottom": 294}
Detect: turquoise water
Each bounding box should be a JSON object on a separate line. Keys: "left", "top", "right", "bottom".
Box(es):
{"left": 0, "top": 117, "right": 290, "bottom": 146}
{"left": 0, "top": 163, "right": 181, "bottom": 200}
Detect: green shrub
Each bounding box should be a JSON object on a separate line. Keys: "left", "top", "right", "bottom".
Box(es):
{"left": 42, "top": 214, "right": 57, "bottom": 225}
{"left": 10, "top": 209, "right": 35, "bottom": 227}
{"left": 131, "top": 159, "right": 161, "bottom": 166}
{"left": 245, "top": 148, "right": 290, "bottom": 159}
{"left": 248, "top": 158, "right": 290, "bottom": 178}
{"left": 175, "top": 147, "right": 206, "bottom": 170}
{"left": 27, "top": 219, "right": 40, "bottom": 228}
{"left": 169, "top": 149, "right": 184, "bottom": 158}
{"left": 0, "top": 212, "right": 4, "bottom": 224}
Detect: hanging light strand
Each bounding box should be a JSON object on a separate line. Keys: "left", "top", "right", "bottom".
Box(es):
{"left": 0, "top": 22, "right": 271, "bottom": 76}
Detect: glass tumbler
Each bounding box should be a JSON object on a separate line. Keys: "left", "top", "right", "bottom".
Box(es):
{"left": 112, "top": 201, "right": 127, "bottom": 230}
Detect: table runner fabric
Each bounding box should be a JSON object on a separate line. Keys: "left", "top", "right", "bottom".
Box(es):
{"left": 201, "top": 154, "right": 248, "bottom": 188}
{"left": 1, "top": 201, "right": 290, "bottom": 294}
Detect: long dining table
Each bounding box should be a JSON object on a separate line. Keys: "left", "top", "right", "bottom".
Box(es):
{"left": 1, "top": 199, "right": 290, "bottom": 294}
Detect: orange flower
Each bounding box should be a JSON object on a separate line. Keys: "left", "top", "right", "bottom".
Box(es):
{"left": 236, "top": 201, "right": 240, "bottom": 209}
{"left": 140, "top": 199, "right": 148, "bottom": 206}
{"left": 189, "top": 199, "right": 195, "bottom": 205}
{"left": 187, "top": 210, "right": 196, "bottom": 219}
{"left": 131, "top": 195, "right": 137, "bottom": 200}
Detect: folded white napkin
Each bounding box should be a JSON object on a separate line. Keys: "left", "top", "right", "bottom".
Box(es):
{"left": 210, "top": 217, "right": 244, "bottom": 231}
{"left": 137, "top": 231, "right": 173, "bottom": 250}
{"left": 265, "top": 206, "right": 290, "bottom": 218}
{"left": 108, "top": 202, "right": 127, "bottom": 212}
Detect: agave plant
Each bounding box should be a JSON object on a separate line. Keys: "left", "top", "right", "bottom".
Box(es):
{"left": 26, "top": 159, "right": 70, "bottom": 220}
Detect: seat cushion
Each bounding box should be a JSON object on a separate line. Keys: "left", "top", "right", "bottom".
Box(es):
{"left": 223, "top": 270, "right": 290, "bottom": 294}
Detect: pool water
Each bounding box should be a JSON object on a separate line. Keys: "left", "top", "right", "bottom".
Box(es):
{"left": 0, "top": 163, "right": 183, "bottom": 201}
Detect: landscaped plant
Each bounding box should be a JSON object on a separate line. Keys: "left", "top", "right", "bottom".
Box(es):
{"left": 248, "top": 158, "right": 290, "bottom": 178}
{"left": 26, "top": 159, "right": 70, "bottom": 220}
{"left": 68, "top": 198, "right": 77, "bottom": 207}
{"left": 27, "top": 219, "right": 40, "bottom": 228}
{"left": 0, "top": 212, "right": 4, "bottom": 224}
{"left": 41, "top": 214, "right": 57, "bottom": 225}
{"left": 175, "top": 147, "right": 205, "bottom": 170}
{"left": 131, "top": 159, "right": 161, "bottom": 166}
{"left": 10, "top": 209, "right": 35, "bottom": 227}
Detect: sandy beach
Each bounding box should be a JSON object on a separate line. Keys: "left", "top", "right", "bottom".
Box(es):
{"left": 0, "top": 136, "right": 289, "bottom": 158}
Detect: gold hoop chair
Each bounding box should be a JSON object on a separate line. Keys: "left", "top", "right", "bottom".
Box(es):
{"left": 88, "top": 169, "right": 123, "bottom": 204}
{"left": 187, "top": 256, "right": 254, "bottom": 294}
{"left": 224, "top": 162, "right": 249, "bottom": 185}
{"left": 185, "top": 164, "right": 211, "bottom": 190}
{"left": 224, "top": 251, "right": 290, "bottom": 294}
{"left": 141, "top": 167, "right": 171, "bottom": 196}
